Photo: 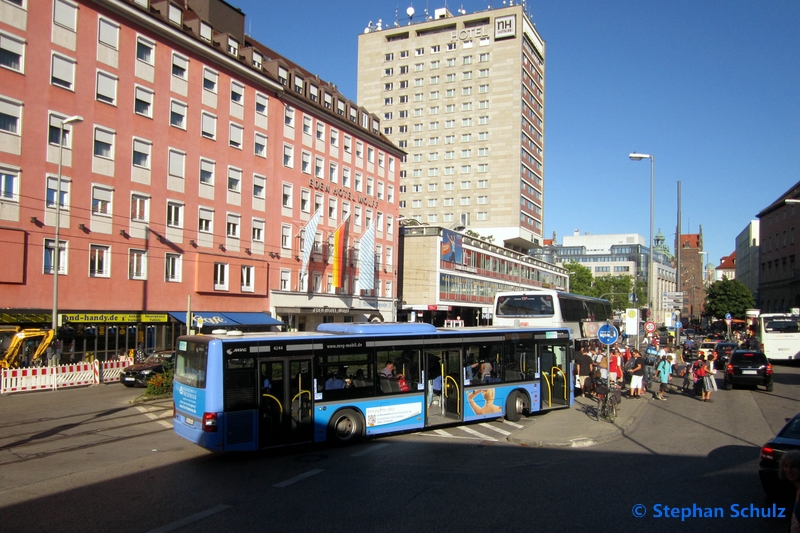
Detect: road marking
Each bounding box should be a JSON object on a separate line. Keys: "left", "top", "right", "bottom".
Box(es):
{"left": 479, "top": 422, "right": 511, "bottom": 436}
{"left": 503, "top": 420, "right": 524, "bottom": 428}
{"left": 137, "top": 406, "right": 173, "bottom": 429}
{"left": 351, "top": 442, "right": 390, "bottom": 457}
{"left": 146, "top": 504, "right": 231, "bottom": 533}
{"left": 459, "top": 426, "right": 497, "bottom": 441}
{"left": 273, "top": 468, "right": 324, "bottom": 488}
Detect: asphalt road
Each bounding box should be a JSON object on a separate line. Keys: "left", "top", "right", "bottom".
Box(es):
{"left": 0, "top": 365, "right": 798, "bottom": 533}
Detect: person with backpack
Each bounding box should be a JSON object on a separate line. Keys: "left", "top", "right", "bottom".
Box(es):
{"left": 693, "top": 355, "right": 711, "bottom": 401}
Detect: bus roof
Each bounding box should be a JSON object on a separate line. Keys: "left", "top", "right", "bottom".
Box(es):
{"left": 179, "top": 323, "right": 572, "bottom": 341}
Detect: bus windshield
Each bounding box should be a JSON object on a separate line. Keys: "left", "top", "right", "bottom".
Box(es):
{"left": 496, "top": 294, "right": 554, "bottom": 317}
{"left": 174, "top": 340, "right": 208, "bottom": 389}
{"left": 764, "top": 320, "right": 799, "bottom": 333}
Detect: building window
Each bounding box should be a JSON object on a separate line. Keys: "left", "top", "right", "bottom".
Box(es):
{"left": 253, "top": 174, "right": 266, "bottom": 199}
{"left": 93, "top": 127, "right": 114, "bottom": 159}
{"left": 201, "top": 112, "right": 216, "bottom": 139}
{"left": 133, "top": 139, "right": 153, "bottom": 169}
{"left": 95, "top": 71, "right": 117, "bottom": 105}
{"left": 284, "top": 105, "right": 294, "bottom": 127}
{"left": 203, "top": 68, "right": 217, "bottom": 93}
{"left": 229, "top": 122, "right": 243, "bottom": 149}
{"left": 89, "top": 245, "right": 110, "bottom": 277}
{"left": 45, "top": 175, "right": 66, "bottom": 208}
{"left": 252, "top": 219, "right": 264, "bottom": 242}
{"left": 136, "top": 36, "right": 154, "bottom": 65}
{"left": 230, "top": 81, "right": 244, "bottom": 105}
{"left": 0, "top": 169, "right": 15, "bottom": 207}
{"left": 214, "top": 263, "right": 229, "bottom": 290}
{"left": 283, "top": 144, "right": 294, "bottom": 167}
{"left": 134, "top": 86, "right": 153, "bottom": 117}
{"left": 165, "top": 253, "right": 182, "bottom": 282}
{"left": 51, "top": 53, "right": 76, "bottom": 90}
{"left": 199, "top": 158, "right": 214, "bottom": 185}
{"left": 198, "top": 207, "right": 213, "bottom": 233}
{"left": 167, "top": 201, "right": 183, "bottom": 228}
{"left": 168, "top": 149, "right": 185, "bottom": 179}
{"left": 129, "top": 249, "right": 147, "bottom": 280}
{"left": 301, "top": 189, "right": 310, "bottom": 213}
{"left": 130, "top": 194, "right": 149, "bottom": 222}
{"left": 43, "top": 239, "right": 67, "bottom": 275}
{"left": 241, "top": 265, "right": 254, "bottom": 292}
{"left": 282, "top": 183, "right": 292, "bottom": 208}
{"left": 280, "top": 269, "right": 290, "bottom": 290}
{"left": 54, "top": 0, "right": 77, "bottom": 31}
{"left": 170, "top": 100, "right": 187, "bottom": 129}
{"left": 0, "top": 97, "right": 21, "bottom": 135}
{"left": 281, "top": 225, "right": 291, "bottom": 249}
{"left": 226, "top": 213, "right": 240, "bottom": 238}
{"left": 0, "top": 31, "right": 25, "bottom": 73}
{"left": 227, "top": 167, "right": 241, "bottom": 193}
{"left": 171, "top": 53, "right": 188, "bottom": 80}
{"left": 91, "top": 186, "right": 112, "bottom": 216}
{"left": 253, "top": 133, "right": 267, "bottom": 157}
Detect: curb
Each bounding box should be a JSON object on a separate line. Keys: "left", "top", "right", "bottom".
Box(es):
{"left": 507, "top": 395, "right": 650, "bottom": 448}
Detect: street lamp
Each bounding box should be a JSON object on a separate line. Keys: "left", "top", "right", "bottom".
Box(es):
{"left": 629, "top": 152, "right": 655, "bottom": 322}
{"left": 52, "top": 115, "right": 83, "bottom": 335}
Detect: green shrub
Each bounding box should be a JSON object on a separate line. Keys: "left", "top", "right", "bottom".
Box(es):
{"left": 145, "top": 368, "right": 173, "bottom": 396}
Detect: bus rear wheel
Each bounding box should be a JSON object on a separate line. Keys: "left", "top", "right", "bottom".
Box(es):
{"left": 505, "top": 391, "right": 524, "bottom": 422}
{"left": 329, "top": 409, "right": 363, "bottom": 445}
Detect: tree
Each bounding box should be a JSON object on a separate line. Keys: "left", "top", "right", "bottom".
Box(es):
{"left": 564, "top": 261, "right": 593, "bottom": 295}
{"left": 594, "top": 275, "right": 637, "bottom": 312}
{"left": 703, "top": 278, "right": 756, "bottom": 319}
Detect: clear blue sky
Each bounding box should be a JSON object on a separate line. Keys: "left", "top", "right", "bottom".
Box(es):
{"left": 234, "top": 0, "right": 799, "bottom": 272}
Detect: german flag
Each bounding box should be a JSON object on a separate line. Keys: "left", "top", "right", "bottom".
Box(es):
{"left": 332, "top": 214, "right": 350, "bottom": 288}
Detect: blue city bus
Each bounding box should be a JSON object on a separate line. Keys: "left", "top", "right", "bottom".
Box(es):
{"left": 173, "top": 322, "right": 573, "bottom": 451}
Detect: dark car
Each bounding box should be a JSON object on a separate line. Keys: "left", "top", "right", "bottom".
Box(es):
{"left": 712, "top": 341, "right": 739, "bottom": 369}
{"left": 760, "top": 413, "right": 800, "bottom": 502}
{"left": 724, "top": 350, "right": 773, "bottom": 391}
{"left": 121, "top": 350, "right": 174, "bottom": 387}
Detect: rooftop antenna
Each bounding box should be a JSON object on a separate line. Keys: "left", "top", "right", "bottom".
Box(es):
{"left": 394, "top": 7, "right": 400, "bottom": 27}
{"left": 406, "top": 5, "right": 415, "bottom": 24}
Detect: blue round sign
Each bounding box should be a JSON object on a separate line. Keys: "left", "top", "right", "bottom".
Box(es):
{"left": 725, "top": 313, "right": 732, "bottom": 320}
{"left": 675, "top": 321, "right": 683, "bottom": 329}
{"left": 597, "top": 324, "right": 619, "bottom": 345}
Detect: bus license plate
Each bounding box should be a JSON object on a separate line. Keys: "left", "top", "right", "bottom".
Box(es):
{"left": 742, "top": 370, "right": 757, "bottom": 375}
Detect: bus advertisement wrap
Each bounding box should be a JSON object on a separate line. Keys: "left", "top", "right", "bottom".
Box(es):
{"left": 365, "top": 402, "right": 423, "bottom": 427}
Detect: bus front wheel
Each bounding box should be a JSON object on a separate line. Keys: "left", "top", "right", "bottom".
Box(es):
{"left": 329, "top": 409, "right": 364, "bottom": 445}
{"left": 505, "top": 391, "right": 524, "bottom": 422}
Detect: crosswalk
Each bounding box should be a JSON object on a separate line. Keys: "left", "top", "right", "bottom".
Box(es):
{"left": 416, "top": 419, "right": 527, "bottom": 442}
{"left": 135, "top": 404, "right": 173, "bottom": 429}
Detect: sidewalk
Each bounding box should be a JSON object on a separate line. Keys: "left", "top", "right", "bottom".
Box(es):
{"left": 509, "top": 386, "right": 653, "bottom": 448}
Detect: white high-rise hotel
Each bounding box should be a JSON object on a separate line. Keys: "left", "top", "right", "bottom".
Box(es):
{"left": 358, "top": 4, "right": 545, "bottom": 252}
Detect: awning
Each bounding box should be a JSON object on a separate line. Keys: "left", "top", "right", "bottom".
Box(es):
{"left": 168, "top": 312, "right": 283, "bottom": 327}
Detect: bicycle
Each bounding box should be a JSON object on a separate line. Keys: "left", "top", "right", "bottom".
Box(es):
{"left": 595, "top": 377, "right": 621, "bottom": 423}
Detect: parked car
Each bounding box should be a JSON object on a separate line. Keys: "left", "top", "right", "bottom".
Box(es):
{"left": 724, "top": 350, "right": 773, "bottom": 391}
{"left": 760, "top": 412, "right": 800, "bottom": 502}
{"left": 121, "top": 350, "right": 174, "bottom": 387}
{"left": 712, "top": 341, "right": 739, "bottom": 369}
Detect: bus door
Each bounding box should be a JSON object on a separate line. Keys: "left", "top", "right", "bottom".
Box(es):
{"left": 259, "top": 358, "right": 313, "bottom": 448}
{"left": 424, "top": 349, "right": 462, "bottom": 426}
{"left": 540, "top": 344, "right": 570, "bottom": 408}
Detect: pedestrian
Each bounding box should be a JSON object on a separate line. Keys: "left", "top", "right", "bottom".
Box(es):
{"left": 693, "top": 355, "right": 712, "bottom": 402}
{"left": 627, "top": 349, "right": 645, "bottom": 399}
{"left": 704, "top": 353, "right": 718, "bottom": 401}
{"left": 653, "top": 355, "right": 673, "bottom": 401}
{"left": 575, "top": 346, "right": 594, "bottom": 398}
{"left": 778, "top": 449, "right": 800, "bottom": 533}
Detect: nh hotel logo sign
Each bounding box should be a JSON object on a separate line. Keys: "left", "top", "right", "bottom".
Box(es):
{"left": 448, "top": 14, "right": 516, "bottom": 43}
{"left": 494, "top": 15, "right": 517, "bottom": 40}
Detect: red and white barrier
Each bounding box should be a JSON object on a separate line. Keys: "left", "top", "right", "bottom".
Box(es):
{"left": 99, "top": 360, "right": 130, "bottom": 383}
{"left": 1, "top": 367, "right": 58, "bottom": 393}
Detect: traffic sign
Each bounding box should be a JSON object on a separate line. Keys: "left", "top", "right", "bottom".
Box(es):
{"left": 597, "top": 324, "right": 619, "bottom": 345}
{"left": 675, "top": 321, "right": 683, "bottom": 329}
{"left": 644, "top": 321, "right": 657, "bottom": 333}
{"left": 663, "top": 291, "right": 684, "bottom": 297}
{"left": 628, "top": 293, "right": 637, "bottom": 303}
{"left": 725, "top": 313, "right": 732, "bottom": 320}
